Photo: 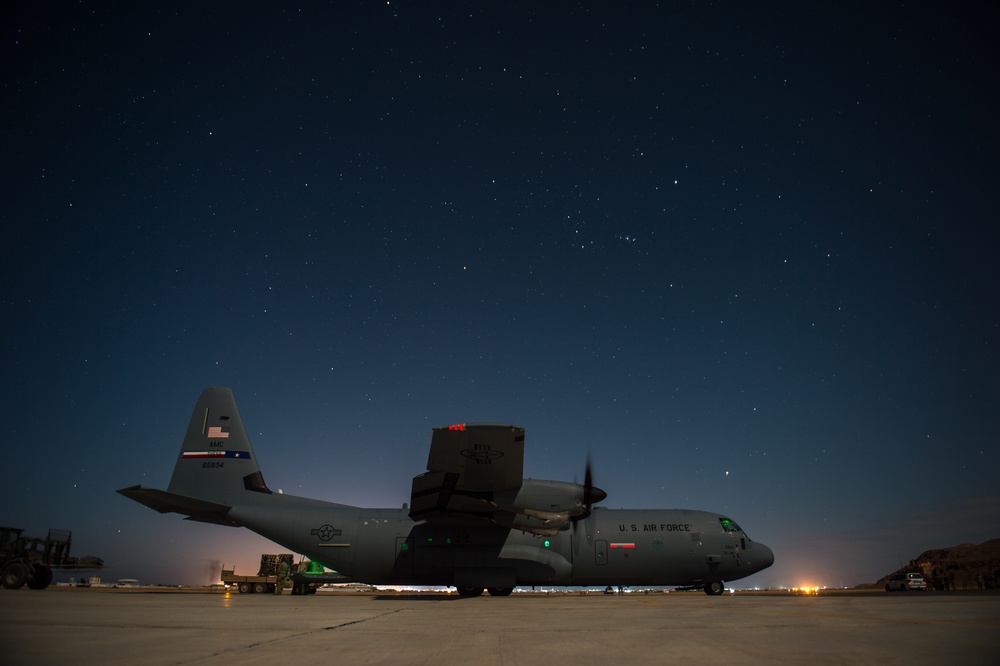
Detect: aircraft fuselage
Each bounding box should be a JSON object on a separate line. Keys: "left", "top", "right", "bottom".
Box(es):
{"left": 229, "top": 494, "right": 773, "bottom": 589}
{"left": 119, "top": 388, "right": 774, "bottom": 595}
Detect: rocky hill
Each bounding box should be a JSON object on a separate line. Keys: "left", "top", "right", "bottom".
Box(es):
{"left": 867, "top": 539, "right": 1000, "bottom": 590}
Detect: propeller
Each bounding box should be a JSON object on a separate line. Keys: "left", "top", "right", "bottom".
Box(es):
{"left": 583, "top": 459, "right": 607, "bottom": 513}
{"left": 573, "top": 455, "right": 607, "bottom": 536}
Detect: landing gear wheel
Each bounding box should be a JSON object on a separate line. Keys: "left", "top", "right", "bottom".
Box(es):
{"left": 27, "top": 564, "right": 53, "bottom": 590}
{"left": 238, "top": 582, "right": 250, "bottom": 593}
{"left": 1, "top": 562, "right": 27, "bottom": 590}
{"left": 487, "top": 587, "right": 513, "bottom": 597}
{"left": 457, "top": 586, "right": 484, "bottom": 597}
{"left": 704, "top": 581, "right": 725, "bottom": 595}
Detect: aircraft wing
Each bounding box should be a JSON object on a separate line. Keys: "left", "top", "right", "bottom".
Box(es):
{"left": 409, "top": 423, "right": 524, "bottom": 522}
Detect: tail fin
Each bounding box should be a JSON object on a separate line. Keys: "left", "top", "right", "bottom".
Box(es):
{"left": 118, "top": 387, "right": 271, "bottom": 525}
{"left": 167, "top": 387, "right": 271, "bottom": 501}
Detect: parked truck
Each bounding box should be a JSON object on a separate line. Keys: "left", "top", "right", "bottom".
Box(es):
{"left": 1, "top": 526, "right": 102, "bottom": 590}
{"left": 221, "top": 553, "right": 294, "bottom": 593}
{"left": 222, "top": 554, "right": 335, "bottom": 594}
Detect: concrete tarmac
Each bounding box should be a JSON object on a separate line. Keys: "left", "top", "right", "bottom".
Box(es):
{"left": 1, "top": 588, "right": 996, "bottom": 665}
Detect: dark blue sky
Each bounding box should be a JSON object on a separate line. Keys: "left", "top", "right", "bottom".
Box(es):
{"left": 3, "top": 2, "right": 997, "bottom": 588}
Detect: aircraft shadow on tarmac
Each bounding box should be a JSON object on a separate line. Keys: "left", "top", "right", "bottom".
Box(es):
{"left": 369, "top": 593, "right": 463, "bottom": 602}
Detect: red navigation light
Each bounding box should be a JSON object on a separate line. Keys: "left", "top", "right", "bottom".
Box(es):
{"left": 447, "top": 423, "right": 466, "bottom": 431}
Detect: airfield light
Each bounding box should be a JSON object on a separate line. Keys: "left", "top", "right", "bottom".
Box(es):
{"left": 543, "top": 540, "right": 551, "bottom": 548}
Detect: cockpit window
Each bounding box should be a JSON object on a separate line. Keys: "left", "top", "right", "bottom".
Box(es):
{"left": 719, "top": 517, "right": 742, "bottom": 533}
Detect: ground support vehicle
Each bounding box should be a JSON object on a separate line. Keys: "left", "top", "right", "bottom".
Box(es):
{"left": 222, "top": 554, "right": 334, "bottom": 594}
{"left": 1, "top": 527, "right": 102, "bottom": 590}
{"left": 221, "top": 554, "right": 294, "bottom": 593}
{"left": 885, "top": 572, "right": 928, "bottom": 591}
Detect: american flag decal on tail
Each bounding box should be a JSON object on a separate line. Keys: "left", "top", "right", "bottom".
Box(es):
{"left": 207, "top": 426, "right": 230, "bottom": 439}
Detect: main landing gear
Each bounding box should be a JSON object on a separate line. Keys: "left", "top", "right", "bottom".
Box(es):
{"left": 704, "top": 581, "right": 725, "bottom": 595}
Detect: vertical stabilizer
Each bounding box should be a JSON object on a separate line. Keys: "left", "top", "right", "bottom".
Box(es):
{"left": 166, "top": 387, "right": 271, "bottom": 505}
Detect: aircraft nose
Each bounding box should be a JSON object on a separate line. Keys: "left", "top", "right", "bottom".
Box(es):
{"left": 753, "top": 542, "right": 775, "bottom": 571}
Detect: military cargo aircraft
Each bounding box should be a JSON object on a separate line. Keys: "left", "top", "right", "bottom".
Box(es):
{"left": 119, "top": 387, "right": 773, "bottom": 595}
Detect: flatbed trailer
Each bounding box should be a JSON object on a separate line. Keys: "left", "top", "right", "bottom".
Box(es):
{"left": 221, "top": 554, "right": 296, "bottom": 594}
{"left": 222, "top": 554, "right": 337, "bottom": 594}
{"left": 220, "top": 568, "right": 283, "bottom": 594}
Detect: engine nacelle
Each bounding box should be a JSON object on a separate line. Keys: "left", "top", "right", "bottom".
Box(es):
{"left": 490, "top": 478, "right": 607, "bottom": 535}
{"left": 496, "top": 479, "right": 589, "bottom": 517}
{"left": 494, "top": 514, "right": 563, "bottom": 537}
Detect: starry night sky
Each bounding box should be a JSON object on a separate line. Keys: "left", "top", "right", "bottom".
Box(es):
{"left": 3, "top": 2, "right": 998, "bottom": 588}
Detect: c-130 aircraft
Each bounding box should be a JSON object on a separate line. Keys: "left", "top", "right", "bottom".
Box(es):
{"left": 120, "top": 387, "right": 773, "bottom": 595}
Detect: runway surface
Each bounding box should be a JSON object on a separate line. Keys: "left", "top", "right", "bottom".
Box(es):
{"left": 1, "top": 588, "right": 996, "bottom": 665}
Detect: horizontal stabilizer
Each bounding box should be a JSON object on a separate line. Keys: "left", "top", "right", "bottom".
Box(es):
{"left": 425, "top": 423, "right": 525, "bottom": 491}
{"left": 116, "top": 485, "right": 241, "bottom": 526}
{"left": 409, "top": 423, "right": 525, "bottom": 522}
{"left": 409, "top": 470, "right": 495, "bottom": 521}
